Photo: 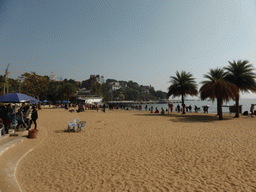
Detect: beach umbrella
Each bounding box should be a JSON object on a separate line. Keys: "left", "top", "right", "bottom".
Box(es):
{"left": 56, "top": 100, "right": 61, "bottom": 103}
{"left": 42, "top": 100, "right": 48, "bottom": 103}
{"left": 62, "top": 100, "right": 67, "bottom": 103}
{"left": 0, "top": 92, "right": 39, "bottom": 103}
{"left": 30, "top": 100, "right": 40, "bottom": 104}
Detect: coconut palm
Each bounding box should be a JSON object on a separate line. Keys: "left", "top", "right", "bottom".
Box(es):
{"left": 225, "top": 60, "right": 256, "bottom": 117}
{"left": 167, "top": 71, "right": 198, "bottom": 114}
{"left": 200, "top": 68, "right": 238, "bottom": 120}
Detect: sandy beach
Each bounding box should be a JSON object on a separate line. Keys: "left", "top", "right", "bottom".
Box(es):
{"left": 1, "top": 108, "right": 256, "bottom": 191}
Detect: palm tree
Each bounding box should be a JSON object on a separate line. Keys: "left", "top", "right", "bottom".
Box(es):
{"left": 225, "top": 60, "right": 256, "bottom": 117}
{"left": 200, "top": 68, "right": 238, "bottom": 120}
{"left": 167, "top": 71, "right": 198, "bottom": 114}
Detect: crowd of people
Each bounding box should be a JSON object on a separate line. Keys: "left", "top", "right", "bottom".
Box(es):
{"left": 58, "top": 102, "right": 212, "bottom": 115}
{"left": 0, "top": 103, "right": 38, "bottom": 134}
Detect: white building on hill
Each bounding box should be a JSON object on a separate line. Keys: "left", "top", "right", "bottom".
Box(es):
{"left": 75, "top": 88, "right": 103, "bottom": 104}
{"left": 109, "top": 82, "right": 122, "bottom": 90}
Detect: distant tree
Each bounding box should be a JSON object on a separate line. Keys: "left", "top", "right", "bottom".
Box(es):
{"left": 118, "top": 80, "right": 128, "bottom": 87}
{"left": 167, "top": 71, "right": 198, "bottom": 114}
{"left": 0, "top": 75, "right": 4, "bottom": 95}
{"left": 149, "top": 87, "right": 156, "bottom": 96}
{"left": 21, "top": 72, "right": 49, "bottom": 100}
{"left": 106, "top": 79, "right": 118, "bottom": 84}
{"left": 155, "top": 90, "right": 167, "bottom": 99}
{"left": 127, "top": 81, "right": 139, "bottom": 89}
{"left": 139, "top": 93, "right": 156, "bottom": 101}
{"left": 8, "top": 78, "right": 20, "bottom": 93}
{"left": 101, "top": 79, "right": 167, "bottom": 102}
{"left": 200, "top": 68, "right": 238, "bottom": 120}
{"left": 91, "top": 82, "right": 103, "bottom": 96}
{"left": 46, "top": 81, "right": 62, "bottom": 103}
{"left": 68, "top": 79, "right": 77, "bottom": 85}
{"left": 125, "top": 88, "right": 140, "bottom": 100}
{"left": 102, "top": 83, "right": 112, "bottom": 102}
{"left": 113, "top": 89, "right": 125, "bottom": 100}
{"left": 81, "top": 79, "right": 91, "bottom": 89}
{"left": 0, "top": 76, "right": 20, "bottom": 94}
{"left": 60, "top": 82, "right": 77, "bottom": 102}
{"left": 225, "top": 60, "right": 256, "bottom": 117}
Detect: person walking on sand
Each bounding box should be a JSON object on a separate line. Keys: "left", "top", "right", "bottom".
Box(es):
{"left": 103, "top": 103, "right": 106, "bottom": 113}
{"left": 195, "top": 105, "right": 198, "bottom": 113}
{"left": 250, "top": 104, "right": 254, "bottom": 118}
{"left": 24, "top": 105, "right": 32, "bottom": 130}
{"left": 177, "top": 104, "right": 180, "bottom": 112}
{"left": 169, "top": 103, "right": 173, "bottom": 113}
{"left": 189, "top": 105, "right": 192, "bottom": 112}
{"left": 30, "top": 106, "right": 38, "bottom": 129}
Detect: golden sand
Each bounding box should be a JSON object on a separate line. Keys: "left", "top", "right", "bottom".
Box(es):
{"left": 2, "top": 108, "right": 256, "bottom": 191}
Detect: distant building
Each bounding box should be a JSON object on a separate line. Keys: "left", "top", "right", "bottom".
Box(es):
{"left": 108, "top": 82, "right": 122, "bottom": 90}
{"left": 101, "top": 76, "right": 105, "bottom": 84}
{"left": 75, "top": 88, "right": 103, "bottom": 104}
{"left": 50, "top": 72, "right": 55, "bottom": 81}
{"left": 95, "top": 75, "right": 100, "bottom": 83}
{"left": 56, "top": 77, "right": 63, "bottom": 82}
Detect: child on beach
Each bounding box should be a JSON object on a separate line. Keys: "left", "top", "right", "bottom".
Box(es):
{"left": 30, "top": 106, "right": 38, "bottom": 129}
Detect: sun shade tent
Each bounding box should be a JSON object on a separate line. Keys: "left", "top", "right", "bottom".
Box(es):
{"left": 0, "top": 92, "right": 39, "bottom": 103}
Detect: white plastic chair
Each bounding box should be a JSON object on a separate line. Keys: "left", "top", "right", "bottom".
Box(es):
{"left": 73, "top": 119, "right": 80, "bottom": 125}
{"left": 73, "top": 119, "right": 80, "bottom": 131}
{"left": 79, "top": 121, "right": 86, "bottom": 131}
{"left": 67, "top": 121, "right": 76, "bottom": 132}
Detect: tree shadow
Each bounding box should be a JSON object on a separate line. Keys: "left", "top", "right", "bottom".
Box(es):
{"left": 134, "top": 113, "right": 234, "bottom": 123}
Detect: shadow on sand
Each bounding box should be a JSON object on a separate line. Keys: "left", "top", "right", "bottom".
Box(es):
{"left": 134, "top": 112, "right": 235, "bottom": 123}
{"left": 54, "top": 130, "right": 81, "bottom": 134}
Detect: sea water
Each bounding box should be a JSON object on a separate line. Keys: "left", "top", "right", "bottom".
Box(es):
{"left": 133, "top": 98, "right": 256, "bottom": 114}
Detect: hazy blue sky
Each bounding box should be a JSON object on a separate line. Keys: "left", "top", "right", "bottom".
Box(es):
{"left": 1, "top": 0, "right": 256, "bottom": 98}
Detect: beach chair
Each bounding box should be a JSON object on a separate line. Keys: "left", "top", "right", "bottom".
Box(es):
{"left": 73, "top": 119, "right": 80, "bottom": 125}
{"left": 78, "top": 121, "right": 86, "bottom": 131}
{"left": 67, "top": 121, "right": 76, "bottom": 132}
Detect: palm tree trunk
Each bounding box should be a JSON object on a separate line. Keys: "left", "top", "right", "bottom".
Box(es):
{"left": 182, "top": 94, "right": 185, "bottom": 114}
{"left": 234, "top": 96, "right": 239, "bottom": 118}
{"left": 217, "top": 98, "right": 223, "bottom": 120}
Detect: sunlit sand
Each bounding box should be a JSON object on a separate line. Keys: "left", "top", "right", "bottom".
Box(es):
{"left": 3, "top": 108, "right": 256, "bottom": 191}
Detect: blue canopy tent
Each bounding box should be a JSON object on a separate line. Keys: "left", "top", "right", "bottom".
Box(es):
{"left": 0, "top": 92, "right": 39, "bottom": 103}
